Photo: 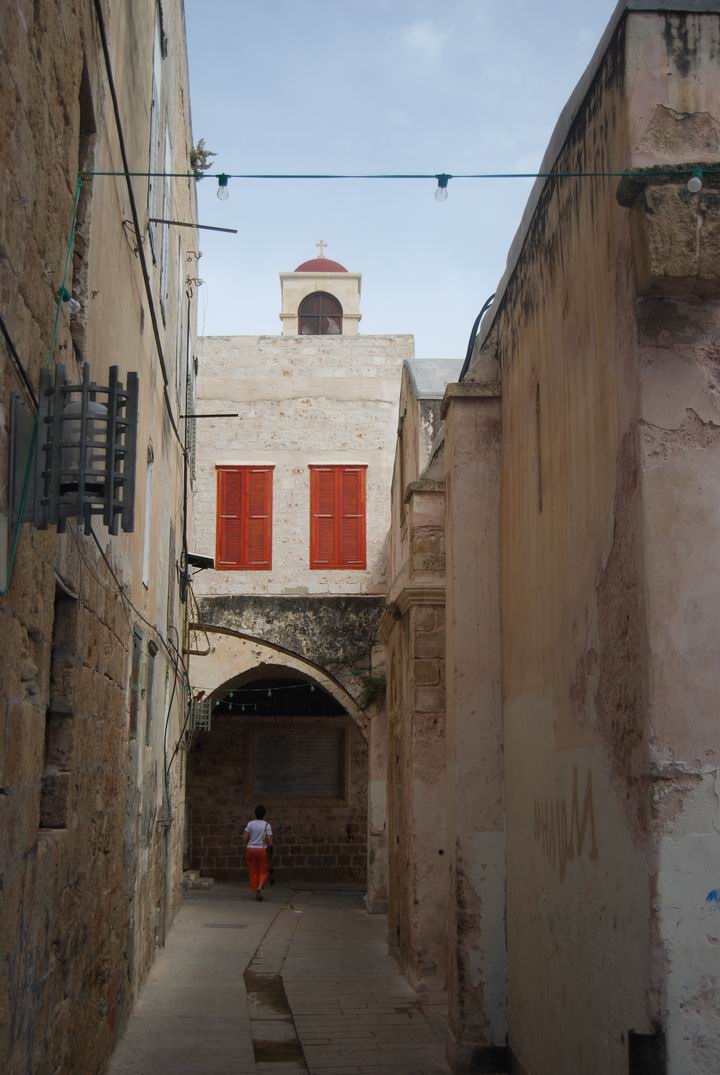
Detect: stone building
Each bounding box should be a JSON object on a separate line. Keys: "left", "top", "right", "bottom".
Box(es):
{"left": 379, "top": 359, "right": 461, "bottom": 984}
{"left": 380, "top": 2, "right": 720, "bottom": 1073}
{"left": 0, "top": 2, "right": 198, "bottom": 1072}
{"left": 187, "top": 251, "right": 413, "bottom": 887}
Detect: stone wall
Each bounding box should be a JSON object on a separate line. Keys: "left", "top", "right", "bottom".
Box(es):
{"left": 197, "top": 594, "right": 384, "bottom": 703}
{"left": 187, "top": 713, "right": 368, "bottom": 884}
{"left": 0, "top": 2, "right": 196, "bottom": 1071}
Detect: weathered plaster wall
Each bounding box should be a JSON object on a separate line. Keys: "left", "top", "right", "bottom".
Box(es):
{"left": 187, "top": 713, "right": 367, "bottom": 884}
{"left": 385, "top": 599, "right": 448, "bottom": 990}
{"left": 193, "top": 332, "right": 411, "bottom": 596}
{"left": 0, "top": 2, "right": 195, "bottom": 1071}
{"left": 442, "top": 385, "right": 506, "bottom": 1072}
{"left": 366, "top": 706, "right": 389, "bottom": 913}
{"left": 383, "top": 365, "right": 455, "bottom": 991}
{"left": 466, "top": 8, "right": 720, "bottom": 1073}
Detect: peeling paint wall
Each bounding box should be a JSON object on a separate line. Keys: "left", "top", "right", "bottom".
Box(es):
{"left": 462, "top": 7, "right": 720, "bottom": 1073}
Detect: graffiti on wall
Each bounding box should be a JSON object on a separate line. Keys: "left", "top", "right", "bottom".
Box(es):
{"left": 533, "top": 766, "right": 598, "bottom": 881}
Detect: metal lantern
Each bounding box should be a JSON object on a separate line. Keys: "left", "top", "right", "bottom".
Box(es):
{"left": 34, "top": 362, "right": 138, "bottom": 534}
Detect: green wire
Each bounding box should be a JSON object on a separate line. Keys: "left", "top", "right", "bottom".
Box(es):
{"left": 81, "top": 166, "right": 716, "bottom": 181}
{"left": 1, "top": 176, "right": 83, "bottom": 598}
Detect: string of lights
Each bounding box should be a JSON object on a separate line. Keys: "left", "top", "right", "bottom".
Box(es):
{"left": 196, "top": 681, "right": 319, "bottom": 699}
{"left": 82, "top": 165, "right": 714, "bottom": 203}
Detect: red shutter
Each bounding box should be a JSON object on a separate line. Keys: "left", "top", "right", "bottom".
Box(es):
{"left": 216, "top": 468, "right": 243, "bottom": 567}
{"left": 216, "top": 466, "right": 273, "bottom": 570}
{"left": 245, "top": 468, "right": 272, "bottom": 568}
{"left": 310, "top": 468, "right": 338, "bottom": 567}
{"left": 339, "top": 467, "right": 366, "bottom": 567}
{"left": 310, "top": 466, "right": 366, "bottom": 569}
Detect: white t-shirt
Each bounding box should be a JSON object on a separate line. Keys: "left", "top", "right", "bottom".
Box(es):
{"left": 245, "top": 819, "right": 272, "bottom": 848}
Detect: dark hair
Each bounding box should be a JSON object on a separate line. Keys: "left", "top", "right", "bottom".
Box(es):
{"left": 255, "top": 804, "right": 266, "bottom": 819}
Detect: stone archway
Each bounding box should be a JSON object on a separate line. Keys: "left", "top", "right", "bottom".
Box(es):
{"left": 189, "top": 624, "right": 368, "bottom": 734}
{"left": 186, "top": 647, "right": 368, "bottom": 888}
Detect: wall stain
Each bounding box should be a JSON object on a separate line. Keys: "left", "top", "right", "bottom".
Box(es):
{"left": 533, "top": 767, "right": 599, "bottom": 881}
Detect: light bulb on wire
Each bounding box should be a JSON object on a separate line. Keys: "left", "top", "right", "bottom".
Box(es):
{"left": 687, "top": 169, "right": 703, "bottom": 194}
{"left": 217, "top": 174, "right": 230, "bottom": 201}
{"left": 435, "top": 174, "right": 450, "bottom": 202}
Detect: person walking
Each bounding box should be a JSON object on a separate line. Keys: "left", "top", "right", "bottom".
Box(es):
{"left": 243, "top": 804, "right": 272, "bottom": 901}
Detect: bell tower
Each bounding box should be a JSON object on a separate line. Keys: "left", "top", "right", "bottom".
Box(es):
{"left": 279, "top": 242, "right": 362, "bottom": 336}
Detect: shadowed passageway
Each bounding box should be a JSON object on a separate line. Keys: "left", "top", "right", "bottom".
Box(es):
{"left": 109, "top": 885, "right": 451, "bottom": 1075}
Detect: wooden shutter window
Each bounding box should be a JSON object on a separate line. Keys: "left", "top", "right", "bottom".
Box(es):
{"left": 310, "top": 466, "right": 366, "bottom": 569}
{"left": 216, "top": 466, "right": 273, "bottom": 570}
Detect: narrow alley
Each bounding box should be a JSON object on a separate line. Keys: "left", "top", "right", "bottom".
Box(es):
{"left": 109, "top": 885, "right": 450, "bottom": 1075}
{"left": 4, "top": 2, "right": 720, "bottom": 1073}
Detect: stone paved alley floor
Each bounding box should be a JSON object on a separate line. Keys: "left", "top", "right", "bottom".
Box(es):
{"left": 109, "top": 885, "right": 451, "bottom": 1075}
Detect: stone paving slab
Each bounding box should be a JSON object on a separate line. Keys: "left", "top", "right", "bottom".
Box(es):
{"left": 108, "top": 885, "right": 452, "bottom": 1075}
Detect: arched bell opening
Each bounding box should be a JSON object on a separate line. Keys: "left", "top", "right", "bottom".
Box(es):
{"left": 186, "top": 664, "right": 368, "bottom": 888}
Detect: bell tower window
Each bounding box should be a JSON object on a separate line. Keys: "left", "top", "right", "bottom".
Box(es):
{"left": 298, "top": 292, "right": 343, "bottom": 336}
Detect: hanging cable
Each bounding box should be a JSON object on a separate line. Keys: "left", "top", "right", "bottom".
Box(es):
{"left": 459, "top": 293, "right": 496, "bottom": 382}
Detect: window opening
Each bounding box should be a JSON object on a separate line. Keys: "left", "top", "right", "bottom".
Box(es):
{"left": 215, "top": 466, "right": 273, "bottom": 570}
{"left": 309, "top": 465, "right": 366, "bottom": 569}
{"left": 298, "top": 292, "right": 343, "bottom": 335}
{"left": 253, "top": 728, "right": 347, "bottom": 800}
{"left": 159, "top": 125, "right": 172, "bottom": 321}
{"left": 142, "top": 444, "right": 154, "bottom": 587}
{"left": 40, "top": 585, "right": 79, "bottom": 829}
{"left": 70, "top": 60, "right": 97, "bottom": 366}
{"left": 147, "top": 11, "right": 164, "bottom": 258}
{"left": 129, "top": 626, "right": 143, "bottom": 740}
{"left": 145, "top": 639, "right": 159, "bottom": 745}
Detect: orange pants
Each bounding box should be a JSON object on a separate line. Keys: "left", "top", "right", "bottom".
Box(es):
{"left": 245, "top": 847, "right": 269, "bottom": 892}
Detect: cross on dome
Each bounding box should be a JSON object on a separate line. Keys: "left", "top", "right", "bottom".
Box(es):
{"left": 315, "top": 239, "right": 328, "bottom": 258}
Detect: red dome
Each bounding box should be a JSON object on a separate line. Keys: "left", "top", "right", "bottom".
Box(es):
{"left": 294, "top": 257, "right": 348, "bottom": 273}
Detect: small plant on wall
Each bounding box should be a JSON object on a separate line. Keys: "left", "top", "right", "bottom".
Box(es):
{"left": 190, "top": 138, "right": 216, "bottom": 178}
{"left": 361, "top": 674, "right": 386, "bottom": 710}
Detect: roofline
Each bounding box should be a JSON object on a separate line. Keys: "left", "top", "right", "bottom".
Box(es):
{"left": 404, "top": 358, "right": 465, "bottom": 400}
{"left": 280, "top": 271, "right": 362, "bottom": 280}
{"left": 474, "top": 0, "right": 720, "bottom": 359}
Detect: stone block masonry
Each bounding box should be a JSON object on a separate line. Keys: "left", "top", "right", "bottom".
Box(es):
{"left": 0, "top": 2, "right": 197, "bottom": 1072}
{"left": 188, "top": 713, "right": 368, "bottom": 885}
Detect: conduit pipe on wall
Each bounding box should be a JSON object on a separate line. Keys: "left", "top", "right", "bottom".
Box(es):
{"left": 459, "top": 293, "right": 495, "bottom": 382}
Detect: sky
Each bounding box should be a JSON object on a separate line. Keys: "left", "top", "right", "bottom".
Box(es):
{"left": 185, "top": 0, "right": 620, "bottom": 358}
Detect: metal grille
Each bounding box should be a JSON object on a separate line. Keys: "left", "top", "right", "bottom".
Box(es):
{"left": 190, "top": 698, "right": 212, "bottom": 732}
{"left": 254, "top": 732, "right": 342, "bottom": 798}
{"left": 34, "top": 362, "right": 138, "bottom": 534}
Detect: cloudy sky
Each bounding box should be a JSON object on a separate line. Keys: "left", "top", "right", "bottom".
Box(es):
{"left": 185, "top": 0, "right": 619, "bottom": 357}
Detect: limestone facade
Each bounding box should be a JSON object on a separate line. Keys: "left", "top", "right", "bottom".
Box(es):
{"left": 0, "top": 2, "right": 197, "bottom": 1072}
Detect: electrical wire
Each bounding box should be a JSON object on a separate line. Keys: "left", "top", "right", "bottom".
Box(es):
{"left": 89, "top": 526, "right": 189, "bottom": 691}
{"left": 83, "top": 166, "right": 720, "bottom": 182}
{"left": 459, "top": 293, "right": 496, "bottom": 382}
{"left": 0, "top": 313, "right": 39, "bottom": 410}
